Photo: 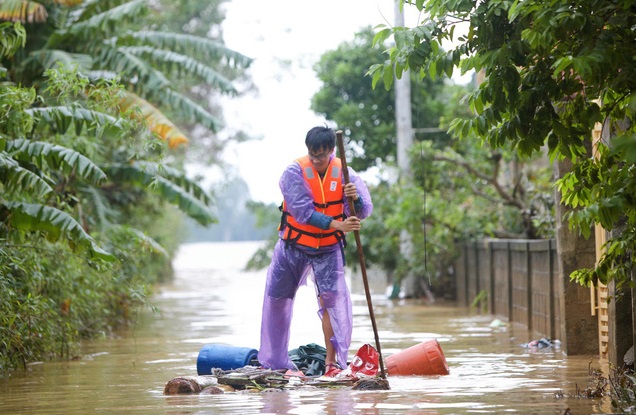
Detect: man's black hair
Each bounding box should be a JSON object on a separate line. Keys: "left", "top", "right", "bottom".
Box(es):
{"left": 305, "top": 126, "right": 336, "bottom": 152}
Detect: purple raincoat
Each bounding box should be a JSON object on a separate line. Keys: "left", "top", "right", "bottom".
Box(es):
{"left": 258, "top": 155, "right": 373, "bottom": 370}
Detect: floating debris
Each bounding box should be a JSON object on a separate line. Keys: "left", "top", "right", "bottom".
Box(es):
{"left": 521, "top": 338, "right": 560, "bottom": 350}
{"left": 164, "top": 375, "right": 219, "bottom": 394}
{"left": 165, "top": 366, "right": 295, "bottom": 394}
{"left": 352, "top": 377, "right": 391, "bottom": 390}
{"left": 217, "top": 366, "right": 289, "bottom": 389}
{"left": 489, "top": 319, "right": 508, "bottom": 328}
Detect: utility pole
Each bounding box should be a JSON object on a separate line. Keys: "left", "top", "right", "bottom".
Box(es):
{"left": 394, "top": 1, "right": 412, "bottom": 176}
{"left": 393, "top": 1, "right": 420, "bottom": 299}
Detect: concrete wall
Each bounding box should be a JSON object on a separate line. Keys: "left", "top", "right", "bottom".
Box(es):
{"left": 454, "top": 238, "right": 597, "bottom": 355}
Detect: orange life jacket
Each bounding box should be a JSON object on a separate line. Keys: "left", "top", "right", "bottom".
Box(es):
{"left": 280, "top": 155, "right": 345, "bottom": 249}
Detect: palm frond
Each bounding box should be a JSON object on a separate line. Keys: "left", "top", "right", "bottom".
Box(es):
{"left": 54, "top": 0, "right": 83, "bottom": 6}
{"left": 152, "top": 88, "right": 223, "bottom": 132}
{"left": 6, "top": 138, "right": 107, "bottom": 184}
{"left": 95, "top": 42, "right": 171, "bottom": 90}
{"left": 0, "top": 151, "right": 53, "bottom": 197}
{"left": 133, "top": 161, "right": 213, "bottom": 205}
{"left": 85, "top": 69, "right": 119, "bottom": 81}
{"left": 102, "top": 163, "right": 216, "bottom": 226}
{"left": 25, "top": 105, "right": 127, "bottom": 135}
{"left": 68, "top": 0, "right": 146, "bottom": 37}
{"left": 119, "top": 91, "right": 188, "bottom": 148}
{"left": 107, "top": 224, "right": 169, "bottom": 257}
{"left": 128, "top": 31, "right": 253, "bottom": 69}
{"left": 0, "top": 21, "right": 26, "bottom": 58}
{"left": 0, "top": 0, "right": 47, "bottom": 23}
{"left": 67, "top": 0, "right": 128, "bottom": 25}
{"left": 78, "top": 184, "right": 115, "bottom": 231}
{"left": 1, "top": 201, "right": 115, "bottom": 261}
{"left": 23, "top": 49, "right": 93, "bottom": 72}
{"left": 121, "top": 46, "right": 237, "bottom": 94}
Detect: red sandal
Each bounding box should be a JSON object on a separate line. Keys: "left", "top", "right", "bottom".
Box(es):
{"left": 323, "top": 363, "right": 343, "bottom": 378}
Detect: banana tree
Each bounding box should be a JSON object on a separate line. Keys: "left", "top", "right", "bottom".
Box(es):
{"left": 0, "top": 6, "right": 235, "bottom": 371}
{"left": 0, "top": 65, "right": 216, "bottom": 261}
{"left": 0, "top": 0, "right": 252, "bottom": 148}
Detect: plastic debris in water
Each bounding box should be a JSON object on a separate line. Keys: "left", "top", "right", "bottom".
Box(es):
{"left": 489, "top": 319, "right": 508, "bottom": 328}
{"left": 521, "top": 338, "right": 561, "bottom": 349}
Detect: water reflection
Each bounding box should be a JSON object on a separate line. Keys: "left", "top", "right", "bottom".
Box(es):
{"left": 0, "top": 241, "right": 615, "bottom": 414}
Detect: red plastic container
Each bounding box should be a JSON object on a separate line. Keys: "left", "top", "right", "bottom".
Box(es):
{"left": 386, "top": 339, "right": 449, "bottom": 376}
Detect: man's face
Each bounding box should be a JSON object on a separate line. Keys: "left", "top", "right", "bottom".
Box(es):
{"left": 308, "top": 147, "right": 332, "bottom": 174}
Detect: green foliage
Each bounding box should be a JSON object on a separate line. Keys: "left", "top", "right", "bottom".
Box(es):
{"left": 608, "top": 367, "right": 636, "bottom": 413}
{"left": 373, "top": 0, "right": 634, "bottom": 158}
{"left": 559, "top": 138, "right": 636, "bottom": 289}
{"left": 1, "top": 65, "right": 214, "bottom": 249}
{"left": 374, "top": 0, "right": 636, "bottom": 291}
{"left": 0, "top": 229, "right": 172, "bottom": 371}
{"left": 309, "top": 25, "right": 556, "bottom": 295}
{"left": 422, "top": 138, "right": 556, "bottom": 239}
{"left": 0, "top": 21, "right": 26, "bottom": 63}
{"left": 312, "top": 27, "right": 450, "bottom": 173}
{"left": 471, "top": 290, "right": 488, "bottom": 313}
{"left": 0, "top": 63, "right": 212, "bottom": 373}
{"left": 0, "top": 0, "right": 250, "bottom": 375}
{"left": 350, "top": 181, "right": 400, "bottom": 277}
{"left": 1, "top": 201, "right": 114, "bottom": 261}
{"left": 0, "top": 264, "right": 61, "bottom": 370}
{"left": 148, "top": 0, "right": 226, "bottom": 38}
{"left": 25, "top": 106, "right": 127, "bottom": 136}
{"left": 6, "top": 138, "right": 108, "bottom": 184}
{"left": 238, "top": 200, "right": 280, "bottom": 270}
{"left": 102, "top": 163, "right": 215, "bottom": 226}
{"left": 1, "top": 0, "right": 252, "bottom": 154}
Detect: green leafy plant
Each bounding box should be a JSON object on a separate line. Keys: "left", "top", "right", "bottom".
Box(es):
{"left": 0, "top": 64, "right": 214, "bottom": 373}
{"left": 370, "top": 0, "right": 635, "bottom": 291}
{"left": 471, "top": 290, "right": 488, "bottom": 313}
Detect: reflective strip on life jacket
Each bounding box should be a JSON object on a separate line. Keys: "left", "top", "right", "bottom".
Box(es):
{"left": 280, "top": 155, "right": 345, "bottom": 248}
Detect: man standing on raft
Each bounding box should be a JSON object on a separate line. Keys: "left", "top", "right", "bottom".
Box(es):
{"left": 257, "top": 126, "right": 373, "bottom": 377}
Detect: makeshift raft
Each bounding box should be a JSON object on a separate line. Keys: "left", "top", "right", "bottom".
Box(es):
{"left": 164, "top": 366, "right": 360, "bottom": 394}
{"left": 164, "top": 340, "right": 449, "bottom": 395}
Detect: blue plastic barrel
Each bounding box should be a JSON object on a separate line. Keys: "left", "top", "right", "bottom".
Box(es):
{"left": 196, "top": 344, "right": 259, "bottom": 375}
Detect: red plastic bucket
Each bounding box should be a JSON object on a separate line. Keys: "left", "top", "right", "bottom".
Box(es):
{"left": 386, "top": 339, "right": 449, "bottom": 376}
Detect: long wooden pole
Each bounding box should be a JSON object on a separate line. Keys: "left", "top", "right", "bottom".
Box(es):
{"left": 336, "top": 130, "right": 386, "bottom": 379}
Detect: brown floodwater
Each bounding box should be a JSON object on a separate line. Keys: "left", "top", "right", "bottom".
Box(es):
{"left": 0, "top": 241, "right": 617, "bottom": 414}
